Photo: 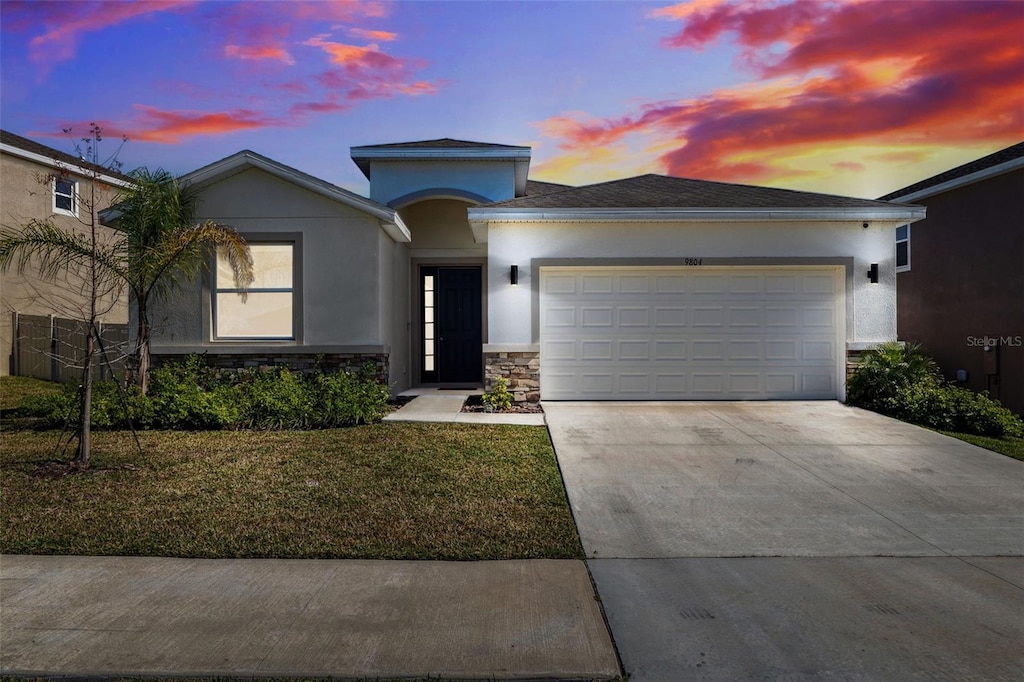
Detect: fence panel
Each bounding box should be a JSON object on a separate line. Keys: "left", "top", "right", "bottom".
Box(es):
{"left": 13, "top": 313, "right": 129, "bottom": 383}
{"left": 53, "top": 317, "right": 90, "bottom": 383}
{"left": 13, "top": 314, "right": 54, "bottom": 380}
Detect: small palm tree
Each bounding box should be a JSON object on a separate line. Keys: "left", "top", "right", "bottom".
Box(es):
{"left": 113, "top": 168, "right": 253, "bottom": 394}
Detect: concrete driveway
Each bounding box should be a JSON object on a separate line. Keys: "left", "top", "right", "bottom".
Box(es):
{"left": 545, "top": 401, "right": 1024, "bottom": 680}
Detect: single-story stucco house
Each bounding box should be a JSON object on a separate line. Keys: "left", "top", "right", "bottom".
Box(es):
{"left": 147, "top": 138, "right": 925, "bottom": 402}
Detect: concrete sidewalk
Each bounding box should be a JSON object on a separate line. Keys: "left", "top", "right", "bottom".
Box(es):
{"left": 1, "top": 555, "right": 619, "bottom": 679}
{"left": 384, "top": 394, "right": 546, "bottom": 426}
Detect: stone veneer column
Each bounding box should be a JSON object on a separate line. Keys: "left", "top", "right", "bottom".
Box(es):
{"left": 484, "top": 347, "right": 541, "bottom": 404}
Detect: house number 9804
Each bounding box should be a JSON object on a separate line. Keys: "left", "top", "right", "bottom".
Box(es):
{"left": 683, "top": 258, "right": 703, "bottom": 266}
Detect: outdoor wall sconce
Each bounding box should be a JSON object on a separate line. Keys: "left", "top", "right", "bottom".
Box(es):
{"left": 510, "top": 264, "right": 519, "bottom": 286}
{"left": 867, "top": 263, "right": 879, "bottom": 284}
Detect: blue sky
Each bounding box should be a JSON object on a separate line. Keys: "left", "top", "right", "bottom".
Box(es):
{"left": 2, "top": 0, "right": 1022, "bottom": 198}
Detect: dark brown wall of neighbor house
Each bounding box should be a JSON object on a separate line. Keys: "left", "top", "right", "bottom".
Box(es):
{"left": 897, "top": 168, "right": 1024, "bottom": 416}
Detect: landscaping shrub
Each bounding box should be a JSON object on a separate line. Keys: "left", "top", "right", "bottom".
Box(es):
{"left": 482, "top": 376, "right": 514, "bottom": 411}
{"left": 309, "top": 366, "right": 391, "bottom": 427}
{"left": 846, "top": 341, "right": 941, "bottom": 413}
{"left": 847, "top": 342, "right": 1024, "bottom": 438}
{"left": 23, "top": 355, "right": 390, "bottom": 431}
{"left": 24, "top": 381, "right": 153, "bottom": 430}
{"left": 149, "top": 357, "right": 239, "bottom": 430}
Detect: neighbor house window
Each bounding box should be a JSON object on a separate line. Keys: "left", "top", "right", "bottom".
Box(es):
{"left": 215, "top": 243, "right": 294, "bottom": 339}
{"left": 896, "top": 224, "right": 910, "bottom": 272}
{"left": 53, "top": 177, "right": 77, "bottom": 216}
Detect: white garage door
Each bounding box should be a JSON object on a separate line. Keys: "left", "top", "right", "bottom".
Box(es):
{"left": 540, "top": 266, "right": 843, "bottom": 400}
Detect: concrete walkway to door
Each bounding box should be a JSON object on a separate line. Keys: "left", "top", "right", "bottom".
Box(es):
{"left": 545, "top": 401, "right": 1024, "bottom": 680}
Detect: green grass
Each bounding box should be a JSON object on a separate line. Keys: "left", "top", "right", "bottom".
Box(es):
{"left": 0, "top": 423, "right": 583, "bottom": 560}
{"left": 0, "top": 375, "right": 61, "bottom": 412}
{"left": 941, "top": 431, "right": 1024, "bottom": 462}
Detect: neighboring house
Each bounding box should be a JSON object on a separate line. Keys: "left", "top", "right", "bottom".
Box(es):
{"left": 879, "top": 142, "right": 1024, "bottom": 416}
{"left": 150, "top": 138, "right": 924, "bottom": 402}
{"left": 0, "top": 130, "right": 131, "bottom": 376}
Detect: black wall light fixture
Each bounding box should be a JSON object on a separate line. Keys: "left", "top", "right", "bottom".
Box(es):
{"left": 867, "top": 263, "right": 879, "bottom": 283}
{"left": 510, "top": 264, "right": 519, "bottom": 286}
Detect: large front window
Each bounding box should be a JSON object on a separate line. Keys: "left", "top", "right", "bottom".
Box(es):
{"left": 215, "top": 243, "right": 294, "bottom": 339}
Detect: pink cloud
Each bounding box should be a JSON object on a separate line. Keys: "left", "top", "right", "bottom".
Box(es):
{"left": 224, "top": 44, "right": 295, "bottom": 65}
{"left": 832, "top": 161, "right": 865, "bottom": 172}
{"left": 348, "top": 28, "right": 398, "bottom": 42}
{"left": 7, "top": 0, "right": 195, "bottom": 73}
{"left": 119, "top": 104, "right": 281, "bottom": 143}
{"left": 539, "top": 0, "right": 1024, "bottom": 186}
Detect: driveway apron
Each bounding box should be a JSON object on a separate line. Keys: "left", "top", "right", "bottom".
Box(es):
{"left": 545, "top": 401, "right": 1024, "bottom": 680}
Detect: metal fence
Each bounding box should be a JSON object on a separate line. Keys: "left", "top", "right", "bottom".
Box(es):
{"left": 11, "top": 312, "right": 129, "bottom": 382}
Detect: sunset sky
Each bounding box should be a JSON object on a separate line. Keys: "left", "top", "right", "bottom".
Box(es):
{"left": 2, "top": 0, "right": 1022, "bottom": 199}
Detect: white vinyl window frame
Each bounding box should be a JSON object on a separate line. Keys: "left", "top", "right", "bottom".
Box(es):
{"left": 895, "top": 224, "right": 910, "bottom": 273}
{"left": 53, "top": 177, "right": 78, "bottom": 216}
{"left": 212, "top": 239, "right": 301, "bottom": 341}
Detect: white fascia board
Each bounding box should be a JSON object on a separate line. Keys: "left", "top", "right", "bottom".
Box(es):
{"left": 380, "top": 215, "right": 412, "bottom": 243}
{"left": 471, "top": 220, "right": 488, "bottom": 244}
{"left": 182, "top": 151, "right": 409, "bottom": 241}
{"left": 885, "top": 156, "right": 1024, "bottom": 203}
{"left": 350, "top": 147, "right": 531, "bottom": 162}
{"left": 1, "top": 143, "right": 134, "bottom": 188}
{"left": 467, "top": 206, "right": 927, "bottom": 224}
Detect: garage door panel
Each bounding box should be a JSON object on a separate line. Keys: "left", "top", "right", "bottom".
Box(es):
{"left": 655, "top": 307, "right": 688, "bottom": 326}
{"left": 541, "top": 267, "right": 841, "bottom": 400}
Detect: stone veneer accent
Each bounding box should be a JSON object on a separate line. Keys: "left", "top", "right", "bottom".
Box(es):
{"left": 846, "top": 348, "right": 867, "bottom": 380}
{"left": 154, "top": 352, "right": 389, "bottom": 384}
{"left": 485, "top": 350, "right": 540, "bottom": 403}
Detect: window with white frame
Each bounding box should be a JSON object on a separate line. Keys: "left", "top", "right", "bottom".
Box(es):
{"left": 896, "top": 224, "right": 910, "bottom": 272}
{"left": 53, "top": 177, "right": 77, "bottom": 216}
{"left": 214, "top": 243, "right": 295, "bottom": 339}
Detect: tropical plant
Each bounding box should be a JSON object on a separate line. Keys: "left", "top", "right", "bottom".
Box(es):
{"left": 846, "top": 341, "right": 941, "bottom": 413}
{"left": 113, "top": 168, "right": 253, "bottom": 394}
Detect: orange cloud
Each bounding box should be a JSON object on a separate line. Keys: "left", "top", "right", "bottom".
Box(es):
{"left": 348, "top": 28, "right": 398, "bottom": 41}
{"left": 538, "top": 0, "right": 1024, "bottom": 194}
{"left": 122, "top": 104, "right": 280, "bottom": 143}
{"left": 303, "top": 35, "right": 400, "bottom": 69}
{"left": 303, "top": 33, "right": 438, "bottom": 102}
{"left": 224, "top": 44, "right": 295, "bottom": 65}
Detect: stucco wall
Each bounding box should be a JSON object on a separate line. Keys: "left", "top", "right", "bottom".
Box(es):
{"left": 150, "top": 166, "right": 389, "bottom": 351}
{"left": 1, "top": 152, "right": 127, "bottom": 375}
{"left": 897, "top": 169, "right": 1024, "bottom": 415}
{"left": 379, "top": 231, "right": 411, "bottom": 391}
{"left": 368, "top": 161, "right": 516, "bottom": 206}
{"left": 484, "top": 220, "right": 898, "bottom": 347}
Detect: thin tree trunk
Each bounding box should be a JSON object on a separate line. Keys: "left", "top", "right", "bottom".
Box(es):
{"left": 136, "top": 300, "right": 151, "bottom": 395}
{"left": 76, "top": 325, "right": 94, "bottom": 467}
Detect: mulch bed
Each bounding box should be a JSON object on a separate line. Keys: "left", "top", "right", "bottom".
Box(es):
{"left": 460, "top": 395, "right": 544, "bottom": 414}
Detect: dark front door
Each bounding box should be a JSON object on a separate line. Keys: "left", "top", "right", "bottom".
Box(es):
{"left": 421, "top": 266, "right": 482, "bottom": 384}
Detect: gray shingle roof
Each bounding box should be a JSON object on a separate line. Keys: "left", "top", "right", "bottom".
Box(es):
{"left": 352, "top": 138, "right": 528, "bottom": 150}
{"left": 487, "top": 173, "right": 906, "bottom": 209}
{"left": 1, "top": 129, "right": 131, "bottom": 181}
{"left": 877, "top": 141, "right": 1024, "bottom": 200}
{"left": 524, "top": 179, "right": 573, "bottom": 196}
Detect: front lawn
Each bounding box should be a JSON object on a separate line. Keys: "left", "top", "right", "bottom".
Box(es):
{"left": 942, "top": 431, "right": 1024, "bottom": 462}
{"left": 0, "top": 423, "right": 583, "bottom": 560}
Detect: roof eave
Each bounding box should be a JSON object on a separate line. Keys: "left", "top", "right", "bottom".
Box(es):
{"left": 467, "top": 206, "right": 927, "bottom": 224}
{"left": 1, "top": 142, "right": 134, "bottom": 188}
{"left": 350, "top": 146, "right": 533, "bottom": 182}
{"left": 883, "top": 156, "right": 1024, "bottom": 202}
{"left": 180, "top": 151, "right": 411, "bottom": 243}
